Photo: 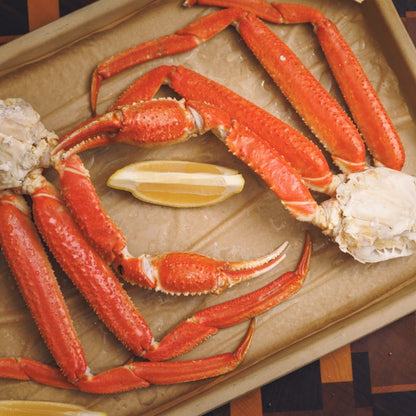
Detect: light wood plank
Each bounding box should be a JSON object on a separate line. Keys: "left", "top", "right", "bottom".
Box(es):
{"left": 230, "top": 388, "right": 263, "bottom": 416}
{"left": 27, "top": 0, "right": 60, "bottom": 31}
{"left": 320, "top": 344, "right": 353, "bottom": 383}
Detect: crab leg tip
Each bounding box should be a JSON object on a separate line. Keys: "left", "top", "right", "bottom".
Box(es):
{"left": 296, "top": 232, "right": 312, "bottom": 280}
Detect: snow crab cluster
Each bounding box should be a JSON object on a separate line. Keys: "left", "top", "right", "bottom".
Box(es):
{"left": 0, "top": 0, "right": 416, "bottom": 394}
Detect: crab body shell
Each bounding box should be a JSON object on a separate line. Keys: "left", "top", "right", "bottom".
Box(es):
{"left": 0, "top": 98, "right": 55, "bottom": 192}
{"left": 319, "top": 167, "right": 416, "bottom": 263}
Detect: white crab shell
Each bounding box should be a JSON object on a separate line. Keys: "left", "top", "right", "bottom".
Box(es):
{"left": 319, "top": 167, "right": 416, "bottom": 263}
{"left": 0, "top": 98, "right": 57, "bottom": 191}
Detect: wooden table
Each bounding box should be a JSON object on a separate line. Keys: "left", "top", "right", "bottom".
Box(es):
{"left": 206, "top": 313, "right": 416, "bottom": 415}
{"left": 1, "top": 1, "right": 416, "bottom": 415}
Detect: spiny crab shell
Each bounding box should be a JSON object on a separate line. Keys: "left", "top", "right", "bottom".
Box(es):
{"left": 1, "top": 97, "right": 416, "bottom": 265}
{"left": 0, "top": 98, "right": 57, "bottom": 192}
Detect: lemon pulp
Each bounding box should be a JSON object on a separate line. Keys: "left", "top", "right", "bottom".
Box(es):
{"left": 107, "top": 160, "right": 245, "bottom": 208}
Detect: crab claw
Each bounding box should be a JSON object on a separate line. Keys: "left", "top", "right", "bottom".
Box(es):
{"left": 114, "top": 242, "right": 288, "bottom": 295}
{"left": 54, "top": 111, "right": 121, "bottom": 157}
{"left": 54, "top": 99, "right": 196, "bottom": 158}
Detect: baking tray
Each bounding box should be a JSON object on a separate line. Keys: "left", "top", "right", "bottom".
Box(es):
{"left": 1, "top": 0, "right": 416, "bottom": 415}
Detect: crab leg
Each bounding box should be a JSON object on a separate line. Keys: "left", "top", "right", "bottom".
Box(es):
{"left": 0, "top": 357, "right": 76, "bottom": 390}
{"left": 21, "top": 170, "right": 311, "bottom": 358}
{"left": 0, "top": 200, "right": 310, "bottom": 392}
{"left": 0, "top": 233, "right": 310, "bottom": 392}
{"left": 55, "top": 155, "right": 126, "bottom": 264}
{"left": 90, "top": 7, "right": 241, "bottom": 112}
{"left": 29, "top": 177, "right": 154, "bottom": 357}
{"left": 0, "top": 320, "right": 254, "bottom": 393}
{"left": 0, "top": 191, "right": 87, "bottom": 384}
{"left": 193, "top": 0, "right": 405, "bottom": 170}
{"left": 90, "top": 6, "right": 368, "bottom": 173}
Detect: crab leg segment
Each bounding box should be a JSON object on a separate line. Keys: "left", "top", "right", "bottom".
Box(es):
{"left": 114, "top": 65, "right": 337, "bottom": 194}
{"left": 28, "top": 177, "right": 154, "bottom": 357}
{"left": 0, "top": 191, "right": 87, "bottom": 384}
{"left": 78, "top": 319, "right": 254, "bottom": 393}
{"left": 116, "top": 244, "right": 287, "bottom": 295}
{"left": 56, "top": 99, "right": 195, "bottom": 154}
{"left": 0, "top": 357, "right": 76, "bottom": 390}
{"left": 90, "top": 7, "right": 247, "bottom": 112}
{"left": 55, "top": 155, "right": 126, "bottom": 264}
{"left": 55, "top": 155, "right": 287, "bottom": 294}
{"left": 270, "top": 2, "right": 404, "bottom": 170}
{"left": 0, "top": 321, "right": 254, "bottom": 393}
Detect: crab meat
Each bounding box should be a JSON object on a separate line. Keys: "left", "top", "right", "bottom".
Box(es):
{"left": 0, "top": 98, "right": 56, "bottom": 191}
{"left": 318, "top": 167, "right": 416, "bottom": 263}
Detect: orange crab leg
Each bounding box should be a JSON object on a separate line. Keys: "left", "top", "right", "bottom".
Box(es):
{"left": 55, "top": 155, "right": 126, "bottom": 264}
{"left": 0, "top": 169, "right": 310, "bottom": 392}
{"left": 270, "top": 2, "right": 405, "bottom": 170}
{"left": 0, "top": 191, "right": 87, "bottom": 384}
{"left": 0, "top": 186, "right": 309, "bottom": 391}
{"left": 0, "top": 232, "right": 309, "bottom": 392}
{"left": 90, "top": 8, "right": 243, "bottom": 113}
{"left": 188, "top": 0, "right": 405, "bottom": 170}
{"left": 116, "top": 245, "right": 287, "bottom": 296}
{"left": 78, "top": 319, "right": 254, "bottom": 393}
{"left": 143, "top": 233, "right": 311, "bottom": 362}
{"left": 0, "top": 320, "right": 254, "bottom": 393}
{"left": 90, "top": 7, "right": 367, "bottom": 173}
{"left": 29, "top": 177, "right": 154, "bottom": 358}
{"left": 114, "top": 65, "right": 337, "bottom": 194}
{"left": 0, "top": 357, "right": 76, "bottom": 390}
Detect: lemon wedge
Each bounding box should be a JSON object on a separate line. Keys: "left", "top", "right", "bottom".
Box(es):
{"left": 0, "top": 400, "right": 107, "bottom": 415}
{"left": 107, "top": 160, "right": 245, "bottom": 208}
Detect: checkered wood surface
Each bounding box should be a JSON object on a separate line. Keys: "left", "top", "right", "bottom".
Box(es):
{"left": 205, "top": 313, "right": 416, "bottom": 416}
{"left": 1, "top": 1, "right": 416, "bottom": 415}
{"left": 0, "top": 0, "right": 98, "bottom": 44}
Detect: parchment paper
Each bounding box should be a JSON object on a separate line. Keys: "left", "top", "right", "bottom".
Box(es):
{"left": 0, "top": 1, "right": 416, "bottom": 415}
